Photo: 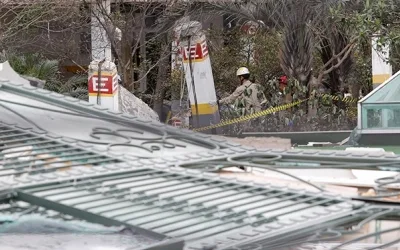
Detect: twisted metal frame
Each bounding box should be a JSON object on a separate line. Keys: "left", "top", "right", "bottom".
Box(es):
{"left": 1, "top": 80, "right": 400, "bottom": 250}
{"left": 224, "top": 205, "right": 400, "bottom": 250}
{"left": 181, "top": 153, "right": 400, "bottom": 201}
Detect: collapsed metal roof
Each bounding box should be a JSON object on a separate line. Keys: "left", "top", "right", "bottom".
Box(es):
{"left": 1, "top": 78, "right": 400, "bottom": 249}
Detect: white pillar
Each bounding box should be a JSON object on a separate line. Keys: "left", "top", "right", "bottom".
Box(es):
{"left": 89, "top": 0, "right": 116, "bottom": 111}
{"left": 372, "top": 35, "right": 392, "bottom": 89}
{"left": 91, "top": 0, "right": 112, "bottom": 61}
{"left": 88, "top": 61, "right": 119, "bottom": 111}
{"left": 178, "top": 21, "right": 220, "bottom": 132}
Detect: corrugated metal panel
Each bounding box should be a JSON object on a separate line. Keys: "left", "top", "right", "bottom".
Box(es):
{"left": 2, "top": 79, "right": 400, "bottom": 250}
{"left": 0, "top": 123, "right": 122, "bottom": 179}
{"left": 0, "top": 199, "right": 179, "bottom": 250}
{"left": 15, "top": 167, "right": 362, "bottom": 249}
{"left": 0, "top": 80, "right": 228, "bottom": 154}
{"left": 2, "top": 79, "right": 400, "bottom": 164}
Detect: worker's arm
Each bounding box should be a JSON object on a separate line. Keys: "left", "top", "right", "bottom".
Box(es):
{"left": 219, "top": 86, "right": 244, "bottom": 105}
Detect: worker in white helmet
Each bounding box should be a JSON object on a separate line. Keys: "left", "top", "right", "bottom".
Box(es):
{"left": 219, "top": 67, "right": 266, "bottom": 115}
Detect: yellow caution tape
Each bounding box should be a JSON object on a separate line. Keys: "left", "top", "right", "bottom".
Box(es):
{"left": 193, "top": 99, "right": 307, "bottom": 132}
{"left": 320, "top": 94, "right": 359, "bottom": 104}
{"left": 191, "top": 94, "right": 359, "bottom": 132}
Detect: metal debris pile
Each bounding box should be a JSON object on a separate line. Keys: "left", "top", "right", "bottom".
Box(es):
{"left": 0, "top": 79, "right": 400, "bottom": 250}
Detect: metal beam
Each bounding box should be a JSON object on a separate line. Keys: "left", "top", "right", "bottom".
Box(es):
{"left": 136, "top": 238, "right": 185, "bottom": 250}
{"left": 239, "top": 131, "right": 352, "bottom": 145}
{"left": 0, "top": 189, "right": 15, "bottom": 202}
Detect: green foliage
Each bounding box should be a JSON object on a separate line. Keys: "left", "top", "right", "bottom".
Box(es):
{"left": 250, "top": 31, "right": 283, "bottom": 84}
{"left": 0, "top": 52, "right": 88, "bottom": 100}
{"left": 208, "top": 28, "right": 282, "bottom": 94}
{"left": 351, "top": 45, "right": 373, "bottom": 93}
{"left": 47, "top": 74, "right": 88, "bottom": 101}
{"left": 207, "top": 28, "right": 245, "bottom": 94}
{"left": 170, "top": 69, "right": 184, "bottom": 100}
{"left": 143, "top": 36, "right": 164, "bottom": 96}
{"left": 206, "top": 24, "right": 359, "bottom": 133}
{"left": 209, "top": 0, "right": 400, "bottom": 132}
{"left": 3, "top": 53, "right": 59, "bottom": 82}
{"left": 332, "top": 0, "right": 400, "bottom": 46}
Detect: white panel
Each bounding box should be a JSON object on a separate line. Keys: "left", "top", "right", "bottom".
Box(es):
{"left": 180, "top": 34, "right": 218, "bottom": 105}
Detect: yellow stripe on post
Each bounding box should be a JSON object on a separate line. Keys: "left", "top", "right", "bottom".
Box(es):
{"left": 373, "top": 74, "right": 391, "bottom": 84}
{"left": 182, "top": 57, "right": 208, "bottom": 63}
{"left": 191, "top": 103, "right": 218, "bottom": 115}
{"left": 88, "top": 93, "right": 117, "bottom": 97}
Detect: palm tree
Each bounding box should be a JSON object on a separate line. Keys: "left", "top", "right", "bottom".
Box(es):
{"left": 0, "top": 52, "right": 88, "bottom": 100}
{"left": 206, "top": 0, "right": 355, "bottom": 90}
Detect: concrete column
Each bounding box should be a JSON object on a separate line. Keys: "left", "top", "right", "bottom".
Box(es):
{"left": 91, "top": 0, "right": 112, "bottom": 61}
{"left": 88, "top": 61, "right": 119, "bottom": 111}
{"left": 178, "top": 21, "right": 220, "bottom": 133}
{"left": 372, "top": 35, "right": 392, "bottom": 89}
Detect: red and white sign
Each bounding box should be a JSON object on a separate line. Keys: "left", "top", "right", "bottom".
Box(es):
{"left": 182, "top": 41, "right": 209, "bottom": 62}
{"left": 171, "top": 118, "right": 182, "bottom": 128}
{"left": 88, "top": 74, "right": 117, "bottom": 95}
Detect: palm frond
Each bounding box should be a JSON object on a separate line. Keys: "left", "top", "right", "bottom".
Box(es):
{"left": 4, "top": 53, "right": 59, "bottom": 81}
{"left": 3, "top": 51, "right": 88, "bottom": 100}
{"left": 36, "top": 59, "right": 59, "bottom": 80}
{"left": 279, "top": 2, "right": 314, "bottom": 84}
{"left": 59, "top": 74, "right": 87, "bottom": 93}
{"left": 205, "top": 0, "right": 289, "bottom": 29}
{"left": 62, "top": 87, "right": 88, "bottom": 101}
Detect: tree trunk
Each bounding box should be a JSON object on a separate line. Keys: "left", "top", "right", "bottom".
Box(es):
{"left": 351, "top": 81, "right": 361, "bottom": 99}
{"left": 319, "top": 32, "right": 353, "bottom": 95}
{"left": 153, "top": 38, "right": 169, "bottom": 118}
{"left": 307, "top": 76, "right": 318, "bottom": 118}
{"left": 120, "top": 13, "right": 135, "bottom": 91}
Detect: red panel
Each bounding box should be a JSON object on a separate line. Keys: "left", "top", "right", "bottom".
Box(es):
{"left": 182, "top": 41, "right": 208, "bottom": 61}
{"left": 88, "top": 75, "right": 114, "bottom": 94}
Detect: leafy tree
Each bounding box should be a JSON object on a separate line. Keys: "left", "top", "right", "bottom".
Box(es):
{"left": 208, "top": 27, "right": 282, "bottom": 97}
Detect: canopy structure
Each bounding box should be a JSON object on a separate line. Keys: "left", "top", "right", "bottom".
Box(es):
{"left": 358, "top": 70, "right": 400, "bottom": 136}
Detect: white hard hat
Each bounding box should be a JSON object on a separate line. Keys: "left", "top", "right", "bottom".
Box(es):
{"left": 236, "top": 67, "right": 250, "bottom": 76}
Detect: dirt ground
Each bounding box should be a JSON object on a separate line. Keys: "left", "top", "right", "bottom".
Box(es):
{"left": 224, "top": 136, "right": 292, "bottom": 150}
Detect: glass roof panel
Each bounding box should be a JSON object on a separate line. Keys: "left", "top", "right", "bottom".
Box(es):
{"left": 362, "top": 72, "right": 400, "bottom": 103}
